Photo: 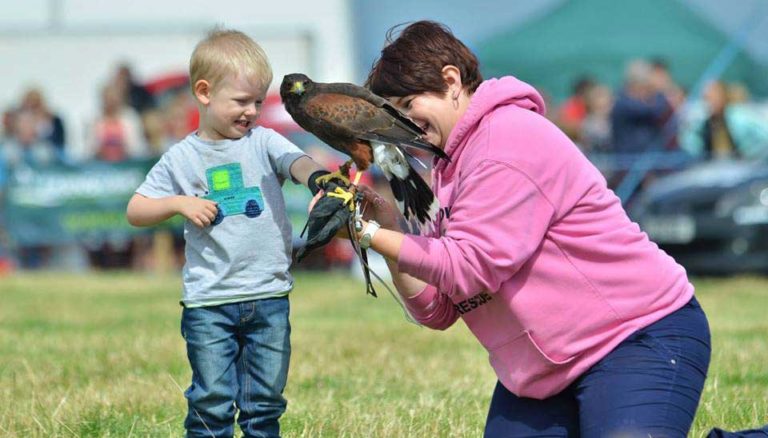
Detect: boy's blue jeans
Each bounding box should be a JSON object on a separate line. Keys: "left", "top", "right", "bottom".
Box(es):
{"left": 181, "top": 297, "right": 291, "bottom": 438}
{"left": 484, "top": 296, "right": 711, "bottom": 437}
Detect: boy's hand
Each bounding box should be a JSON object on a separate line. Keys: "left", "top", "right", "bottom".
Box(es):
{"left": 174, "top": 196, "right": 219, "bottom": 228}
{"left": 307, "top": 190, "right": 323, "bottom": 214}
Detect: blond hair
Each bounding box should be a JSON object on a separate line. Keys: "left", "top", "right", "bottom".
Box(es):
{"left": 189, "top": 29, "right": 273, "bottom": 93}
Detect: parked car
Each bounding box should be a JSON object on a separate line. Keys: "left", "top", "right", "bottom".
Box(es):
{"left": 629, "top": 155, "right": 768, "bottom": 275}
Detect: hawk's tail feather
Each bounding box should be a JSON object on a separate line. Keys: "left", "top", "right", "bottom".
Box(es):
{"left": 372, "top": 141, "right": 438, "bottom": 234}
{"left": 387, "top": 163, "right": 439, "bottom": 234}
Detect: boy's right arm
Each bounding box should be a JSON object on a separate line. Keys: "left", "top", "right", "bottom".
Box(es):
{"left": 126, "top": 193, "right": 218, "bottom": 228}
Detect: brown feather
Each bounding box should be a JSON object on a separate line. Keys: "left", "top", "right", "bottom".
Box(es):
{"left": 305, "top": 94, "right": 384, "bottom": 134}
{"left": 346, "top": 142, "right": 373, "bottom": 170}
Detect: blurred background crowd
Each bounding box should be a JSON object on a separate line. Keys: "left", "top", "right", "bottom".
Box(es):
{"left": 2, "top": 0, "right": 768, "bottom": 276}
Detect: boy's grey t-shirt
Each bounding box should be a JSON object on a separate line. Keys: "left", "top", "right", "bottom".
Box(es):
{"left": 136, "top": 127, "right": 307, "bottom": 307}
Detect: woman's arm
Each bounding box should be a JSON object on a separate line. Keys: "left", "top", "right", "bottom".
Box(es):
{"left": 374, "top": 228, "right": 428, "bottom": 298}
{"left": 362, "top": 160, "right": 556, "bottom": 300}
{"left": 355, "top": 186, "right": 459, "bottom": 330}
{"left": 355, "top": 186, "right": 427, "bottom": 297}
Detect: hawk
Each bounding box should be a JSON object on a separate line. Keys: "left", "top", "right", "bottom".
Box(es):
{"left": 280, "top": 73, "right": 448, "bottom": 232}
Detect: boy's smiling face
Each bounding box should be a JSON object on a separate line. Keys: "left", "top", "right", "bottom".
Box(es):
{"left": 195, "top": 72, "right": 267, "bottom": 141}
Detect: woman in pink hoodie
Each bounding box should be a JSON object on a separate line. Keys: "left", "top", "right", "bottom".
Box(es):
{"left": 355, "top": 21, "right": 711, "bottom": 437}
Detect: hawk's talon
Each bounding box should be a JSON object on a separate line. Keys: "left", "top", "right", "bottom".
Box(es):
{"left": 326, "top": 187, "right": 356, "bottom": 211}
{"left": 314, "top": 161, "right": 353, "bottom": 189}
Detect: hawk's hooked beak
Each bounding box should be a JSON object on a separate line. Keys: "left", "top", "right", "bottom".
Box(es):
{"left": 290, "top": 81, "right": 305, "bottom": 95}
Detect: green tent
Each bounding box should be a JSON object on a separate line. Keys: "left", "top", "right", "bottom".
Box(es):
{"left": 477, "top": 0, "right": 768, "bottom": 103}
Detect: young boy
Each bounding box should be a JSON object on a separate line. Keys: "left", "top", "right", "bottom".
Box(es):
{"left": 126, "top": 29, "right": 327, "bottom": 437}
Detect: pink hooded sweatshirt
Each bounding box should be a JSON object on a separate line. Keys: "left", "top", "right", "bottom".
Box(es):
{"left": 397, "top": 77, "right": 693, "bottom": 399}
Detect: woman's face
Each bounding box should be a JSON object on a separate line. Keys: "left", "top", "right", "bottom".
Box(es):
{"left": 391, "top": 90, "right": 460, "bottom": 149}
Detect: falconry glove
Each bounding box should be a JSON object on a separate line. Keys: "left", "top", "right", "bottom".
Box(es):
{"left": 296, "top": 178, "right": 355, "bottom": 263}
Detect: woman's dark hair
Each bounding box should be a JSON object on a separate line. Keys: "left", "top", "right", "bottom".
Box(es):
{"left": 365, "top": 21, "right": 483, "bottom": 98}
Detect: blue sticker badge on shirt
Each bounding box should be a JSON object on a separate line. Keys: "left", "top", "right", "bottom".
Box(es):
{"left": 203, "top": 163, "right": 264, "bottom": 225}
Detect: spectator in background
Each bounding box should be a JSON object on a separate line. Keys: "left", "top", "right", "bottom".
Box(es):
{"left": 82, "top": 84, "right": 147, "bottom": 270}
{"left": 20, "top": 88, "right": 66, "bottom": 151}
{"left": 112, "top": 63, "right": 165, "bottom": 156}
{"left": 1, "top": 109, "right": 53, "bottom": 213}
{"left": 0, "top": 110, "right": 60, "bottom": 172}
{"left": 580, "top": 84, "right": 614, "bottom": 153}
{"left": 112, "top": 63, "right": 156, "bottom": 114}
{"left": 85, "top": 85, "right": 147, "bottom": 162}
{"left": 2, "top": 87, "right": 66, "bottom": 153}
{"left": 727, "top": 82, "right": 750, "bottom": 104}
{"left": 141, "top": 109, "right": 167, "bottom": 157}
{"left": 1, "top": 107, "right": 13, "bottom": 141}
{"left": 556, "top": 76, "right": 594, "bottom": 143}
{"left": 650, "top": 57, "right": 685, "bottom": 110}
{"left": 0, "top": 110, "right": 61, "bottom": 269}
{"left": 680, "top": 80, "right": 768, "bottom": 160}
{"left": 135, "top": 91, "right": 199, "bottom": 157}
{"left": 162, "top": 92, "right": 197, "bottom": 150}
{"left": 610, "top": 59, "right": 675, "bottom": 154}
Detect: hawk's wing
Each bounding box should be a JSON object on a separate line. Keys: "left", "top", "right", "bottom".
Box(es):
{"left": 305, "top": 89, "right": 447, "bottom": 159}
{"left": 304, "top": 92, "right": 393, "bottom": 136}
{"left": 321, "top": 83, "right": 426, "bottom": 135}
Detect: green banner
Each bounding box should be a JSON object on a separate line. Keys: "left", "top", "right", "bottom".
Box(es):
{"left": 2, "top": 159, "right": 311, "bottom": 247}
{"left": 3, "top": 160, "right": 171, "bottom": 246}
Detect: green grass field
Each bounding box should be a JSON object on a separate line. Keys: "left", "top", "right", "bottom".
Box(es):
{"left": 1, "top": 272, "right": 767, "bottom": 437}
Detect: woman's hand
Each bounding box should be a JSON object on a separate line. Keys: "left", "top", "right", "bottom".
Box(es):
{"left": 357, "top": 185, "right": 401, "bottom": 231}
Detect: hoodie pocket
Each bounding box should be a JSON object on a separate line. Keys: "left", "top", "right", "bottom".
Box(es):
{"left": 488, "top": 330, "right": 577, "bottom": 398}
{"left": 494, "top": 330, "right": 576, "bottom": 365}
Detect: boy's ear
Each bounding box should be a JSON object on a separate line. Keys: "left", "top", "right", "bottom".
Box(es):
{"left": 194, "top": 79, "right": 211, "bottom": 105}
